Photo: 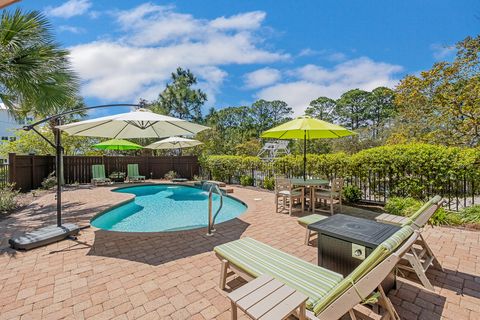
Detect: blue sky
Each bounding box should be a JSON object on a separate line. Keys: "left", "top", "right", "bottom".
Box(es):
{"left": 10, "top": 0, "right": 479, "bottom": 116}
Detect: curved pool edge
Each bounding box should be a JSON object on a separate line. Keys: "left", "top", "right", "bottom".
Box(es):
{"left": 89, "top": 182, "right": 249, "bottom": 235}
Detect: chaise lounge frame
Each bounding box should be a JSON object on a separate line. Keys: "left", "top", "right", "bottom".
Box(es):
{"left": 216, "top": 229, "right": 418, "bottom": 320}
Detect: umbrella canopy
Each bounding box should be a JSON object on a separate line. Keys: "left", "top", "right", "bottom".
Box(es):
{"left": 93, "top": 139, "right": 143, "bottom": 151}
{"left": 261, "top": 116, "right": 355, "bottom": 139}
{"left": 145, "top": 136, "right": 203, "bottom": 150}
{"left": 57, "top": 108, "right": 210, "bottom": 138}
{"left": 261, "top": 116, "right": 356, "bottom": 180}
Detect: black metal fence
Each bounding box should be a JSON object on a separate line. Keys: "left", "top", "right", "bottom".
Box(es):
{"left": 201, "top": 163, "right": 478, "bottom": 211}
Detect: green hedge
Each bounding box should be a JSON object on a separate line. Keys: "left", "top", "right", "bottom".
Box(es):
{"left": 201, "top": 143, "right": 480, "bottom": 201}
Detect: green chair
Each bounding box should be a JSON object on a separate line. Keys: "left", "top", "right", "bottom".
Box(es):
{"left": 298, "top": 214, "right": 328, "bottom": 245}
{"left": 214, "top": 226, "right": 416, "bottom": 319}
{"left": 91, "top": 164, "right": 111, "bottom": 186}
{"left": 127, "top": 164, "right": 145, "bottom": 182}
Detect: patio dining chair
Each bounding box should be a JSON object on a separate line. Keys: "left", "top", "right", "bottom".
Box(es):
{"left": 313, "top": 178, "right": 343, "bottom": 215}
{"left": 275, "top": 176, "right": 304, "bottom": 215}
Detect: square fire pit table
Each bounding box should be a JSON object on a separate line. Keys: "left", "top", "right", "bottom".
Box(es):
{"left": 308, "top": 214, "right": 400, "bottom": 292}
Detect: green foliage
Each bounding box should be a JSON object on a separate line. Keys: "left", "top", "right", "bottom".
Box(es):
{"left": 41, "top": 171, "right": 56, "bottom": 189}
{"left": 262, "top": 176, "right": 275, "bottom": 190}
{"left": 0, "top": 183, "right": 19, "bottom": 213}
{"left": 429, "top": 208, "right": 461, "bottom": 226}
{"left": 385, "top": 197, "right": 423, "bottom": 216}
{"left": 342, "top": 185, "right": 362, "bottom": 203}
{"left": 202, "top": 143, "right": 480, "bottom": 199}
{"left": 460, "top": 205, "right": 480, "bottom": 226}
{"left": 147, "top": 68, "right": 207, "bottom": 122}
{"left": 0, "top": 129, "right": 104, "bottom": 157}
{"left": 0, "top": 9, "right": 79, "bottom": 118}
{"left": 240, "top": 175, "right": 254, "bottom": 186}
{"left": 385, "top": 196, "right": 461, "bottom": 226}
{"left": 164, "top": 170, "right": 178, "bottom": 180}
{"left": 235, "top": 139, "right": 262, "bottom": 156}
{"left": 393, "top": 35, "right": 480, "bottom": 147}
{"left": 306, "top": 97, "right": 336, "bottom": 122}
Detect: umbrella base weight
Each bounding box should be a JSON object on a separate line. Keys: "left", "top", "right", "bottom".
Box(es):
{"left": 9, "top": 223, "right": 80, "bottom": 250}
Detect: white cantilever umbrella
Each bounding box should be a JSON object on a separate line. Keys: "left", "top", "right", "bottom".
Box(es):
{"left": 57, "top": 108, "right": 209, "bottom": 138}
{"left": 145, "top": 136, "right": 203, "bottom": 149}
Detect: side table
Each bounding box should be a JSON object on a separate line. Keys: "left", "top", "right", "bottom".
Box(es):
{"left": 227, "top": 274, "right": 307, "bottom": 320}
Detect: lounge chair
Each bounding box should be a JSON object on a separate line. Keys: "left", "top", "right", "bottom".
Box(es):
{"left": 377, "top": 196, "right": 444, "bottom": 291}
{"left": 127, "top": 164, "right": 145, "bottom": 182}
{"left": 214, "top": 226, "right": 416, "bottom": 319}
{"left": 91, "top": 164, "right": 111, "bottom": 186}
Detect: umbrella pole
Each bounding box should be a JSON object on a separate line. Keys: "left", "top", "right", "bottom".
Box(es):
{"left": 55, "top": 122, "right": 62, "bottom": 227}
{"left": 303, "top": 130, "right": 306, "bottom": 181}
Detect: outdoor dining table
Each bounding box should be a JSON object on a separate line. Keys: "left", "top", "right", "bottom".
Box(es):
{"left": 289, "top": 178, "right": 330, "bottom": 211}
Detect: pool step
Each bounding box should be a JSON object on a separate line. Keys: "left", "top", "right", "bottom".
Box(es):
{"left": 220, "top": 187, "right": 234, "bottom": 194}
{"left": 204, "top": 180, "right": 226, "bottom": 187}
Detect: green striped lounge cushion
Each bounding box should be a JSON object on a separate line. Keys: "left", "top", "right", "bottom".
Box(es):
{"left": 312, "top": 225, "right": 414, "bottom": 315}
{"left": 214, "top": 237, "right": 344, "bottom": 311}
{"left": 402, "top": 195, "right": 442, "bottom": 227}
{"left": 297, "top": 214, "right": 328, "bottom": 226}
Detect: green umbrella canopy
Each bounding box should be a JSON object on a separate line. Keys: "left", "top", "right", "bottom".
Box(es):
{"left": 261, "top": 116, "right": 355, "bottom": 139}
{"left": 261, "top": 116, "right": 355, "bottom": 180}
{"left": 93, "top": 139, "right": 143, "bottom": 151}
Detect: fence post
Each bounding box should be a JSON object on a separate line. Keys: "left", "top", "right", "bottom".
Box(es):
{"left": 8, "top": 153, "right": 16, "bottom": 186}
{"left": 31, "top": 155, "right": 35, "bottom": 191}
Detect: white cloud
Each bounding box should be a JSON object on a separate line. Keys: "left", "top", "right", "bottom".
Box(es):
{"left": 257, "top": 57, "right": 403, "bottom": 115}
{"left": 431, "top": 43, "right": 455, "bottom": 60}
{"left": 69, "top": 4, "right": 287, "bottom": 105}
{"left": 45, "top": 0, "right": 92, "bottom": 19}
{"left": 58, "top": 25, "right": 86, "bottom": 34}
{"left": 244, "top": 67, "right": 281, "bottom": 89}
{"left": 209, "top": 11, "right": 266, "bottom": 30}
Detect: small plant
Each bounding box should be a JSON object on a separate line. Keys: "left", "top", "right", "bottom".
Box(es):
{"left": 384, "top": 197, "right": 422, "bottom": 217}
{"left": 0, "top": 183, "right": 19, "bottom": 213}
{"left": 429, "top": 208, "right": 461, "bottom": 226}
{"left": 240, "top": 175, "right": 254, "bottom": 187}
{"left": 164, "top": 170, "right": 178, "bottom": 180}
{"left": 262, "top": 176, "right": 275, "bottom": 190}
{"left": 41, "top": 171, "right": 57, "bottom": 189}
{"left": 109, "top": 171, "right": 126, "bottom": 179}
{"left": 460, "top": 205, "right": 480, "bottom": 226}
{"left": 342, "top": 185, "right": 362, "bottom": 203}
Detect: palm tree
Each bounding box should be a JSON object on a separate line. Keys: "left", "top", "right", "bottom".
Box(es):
{"left": 0, "top": 9, "right": 80, "bottom": 119}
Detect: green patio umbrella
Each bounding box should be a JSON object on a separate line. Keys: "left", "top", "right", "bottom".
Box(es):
{"left": 93, "top": 139, "right": 143, "bottom": 151}
{"left": 261, "top": 116, "right": 356, "bottom": 180}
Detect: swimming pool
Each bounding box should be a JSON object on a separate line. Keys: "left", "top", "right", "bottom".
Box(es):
{"left": 91, "top": 184, "right": 247, "bottom": 232}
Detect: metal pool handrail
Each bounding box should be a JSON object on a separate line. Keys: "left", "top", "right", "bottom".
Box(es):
{"left": 207, "top": 184, "right": 224, "bottom": 235}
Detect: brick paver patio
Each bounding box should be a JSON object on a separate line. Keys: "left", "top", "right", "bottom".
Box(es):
{"left": 0, "top": 183, "right": 479, "bottom": 319}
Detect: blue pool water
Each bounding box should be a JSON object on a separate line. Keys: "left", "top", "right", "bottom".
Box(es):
{"left": 91, "top": 184, "right": 247, "bottom": 232}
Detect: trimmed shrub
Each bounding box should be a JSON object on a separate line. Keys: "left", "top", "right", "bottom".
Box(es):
{"left": 0, "top": 184, "right": 19, "bottom": 213}
{"left": 385, "top": 197, "right": 422, "bottom": 216}
{"left": 460, "top": 205, "right": 480, "bottom": 226}
{"left": 164, "top": 170, "right": 178, "bottom": 180}
{"left": 263, "top": 176, "right": 275, "bottom": 190}
{"left": 342, "top": 185, "right": 362, "bottom": 203}
{"left": 41, "top": 171, "right": 56, "bottom": 189}
{"left": 201, "top": 143, "right": 480, "bottom": 201}
{"left": 240, "top": 175, "right": 254, "bottom": 186}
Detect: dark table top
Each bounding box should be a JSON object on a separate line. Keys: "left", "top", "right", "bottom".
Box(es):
{"left": 308, "top": 214, "right": 401, "bottom": 247}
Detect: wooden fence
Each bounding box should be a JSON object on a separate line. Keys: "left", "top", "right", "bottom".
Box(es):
{"left": 8, "top": 153, "right": 199, "bottom": 192}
